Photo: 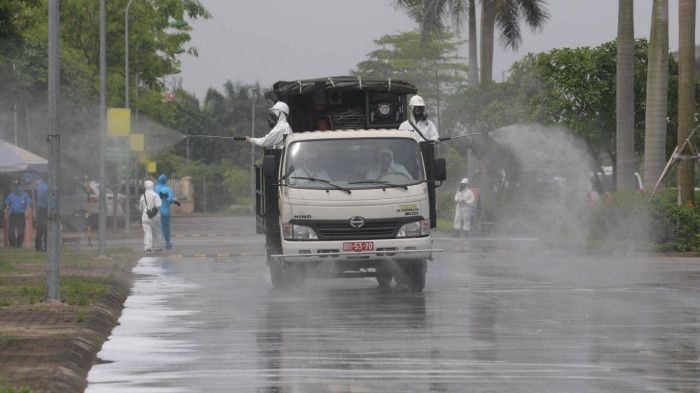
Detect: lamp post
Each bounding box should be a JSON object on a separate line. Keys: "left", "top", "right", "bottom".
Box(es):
{"left": 46, "top": 0, "right": 61, "bottom": 302}
{"left": 98, "top": 0, "right": 107, "bottom": 256}
{"left": 124, "top": 0, "right": 135, "bottom": 233}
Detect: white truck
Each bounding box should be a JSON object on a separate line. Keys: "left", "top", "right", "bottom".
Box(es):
{"left": 255, "top": 77, "right": 446, "bottom": 292}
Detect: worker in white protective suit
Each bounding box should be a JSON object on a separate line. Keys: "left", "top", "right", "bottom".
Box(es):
{"left": 366, "top": 148, "right": 411, "bottom": 180}
{"left": 453, "top": 178, "right": 476, "bottom": 236}
{"left": 288, "top": 151, "right": 331, "bottom": 186}
{"left": 245, "top": 101, "right": 292, "bottom": 149}
{"left": 398, "top": 95, "right": 439, "bottom": 141}
{"left": 139, "top": 180, "right": 163, "bottom": 253}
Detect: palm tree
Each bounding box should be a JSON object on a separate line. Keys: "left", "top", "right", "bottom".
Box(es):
{"left": 677, "top": 0, "right": 695, "bottom": 205}
{"left": 392, "top": 0, "right": 479, "bottom": 86}
{"left": 643, "top": 0, "right": 669, "bottom": 191}
{"left": 616, "top": 0, "right": 636, "bottom": 190}
{"left": 394, "top": 0, "right": 548, "bottom": 84}
{"left": 467, "top": 0, "right": 479, "bottom": 86}
{"left": 480, "top": 0, "right": 549, "bottom": 83}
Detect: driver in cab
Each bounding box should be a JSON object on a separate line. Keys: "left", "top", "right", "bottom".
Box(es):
{"left": 366, "top": 148, "right": 410, "bottom": 180}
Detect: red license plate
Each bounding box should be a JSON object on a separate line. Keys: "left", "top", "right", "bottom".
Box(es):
{"left": 343, "top": 241, "right": 374, "bottom": 252}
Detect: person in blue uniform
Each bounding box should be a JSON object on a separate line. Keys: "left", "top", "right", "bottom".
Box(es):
{"left": 4, "top": 180, "right": 32, "bottom": 248}
{"left": 155, "top": 175, "right": 180, "bottom": 250}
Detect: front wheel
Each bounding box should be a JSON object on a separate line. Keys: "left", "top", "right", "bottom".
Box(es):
{"left": 407, "top": 260, "right": 426, "bottom": 292}
{"left": 395, "top": 260, "right": 426, "bottom": 292}
{"left": 376, "top": 261, "right": 393, "bottom": 289}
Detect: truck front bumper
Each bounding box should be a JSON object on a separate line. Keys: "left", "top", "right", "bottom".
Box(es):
{"left": 272, "top": 237, "right": 441, "bottom": 263}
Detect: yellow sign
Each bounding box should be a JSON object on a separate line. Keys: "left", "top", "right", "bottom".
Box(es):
{"left": 107, "top": 108, "right": 131, "bottom": 137}
{"left": 147, "top": 162, "right": 157, "bottom": 173}
{"left": 130, "top": 133, "right": 144, "bottom": 152}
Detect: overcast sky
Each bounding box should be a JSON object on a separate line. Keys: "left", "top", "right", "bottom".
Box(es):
{"left": 179, "top": 0, "right": 700, "bottom": 100}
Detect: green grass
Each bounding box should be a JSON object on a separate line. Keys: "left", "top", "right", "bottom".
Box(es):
{"left": 436, "top": 218, "right": 453, "bottom": 232}
{"left": 0, "top": 247, "right": 136, "bottom": 307}
{"left": 0, "top": 381, "right": 34, "bottom": 393}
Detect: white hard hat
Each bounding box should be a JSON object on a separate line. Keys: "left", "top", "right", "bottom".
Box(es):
{"left": 270, "top": 101, "right": 289, "bottom": 115}
{"left": 460, "top": 178, "right": 469, "bottom": 185}
{"left": 409, "top": 95, "right": 425, "bottom": 107}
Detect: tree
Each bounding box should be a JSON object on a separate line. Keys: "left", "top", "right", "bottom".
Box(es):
{"left": 677, "top": 0, "right": 696, "bottom": 205}
{"left": 616, "top": 0, "right": 636, "bottom": 190}
{"left": 479, "top": 0, "right": 548, "bottom": 83}
{"left": 643, "top": 0, "right": 669, "bottom": 191}
{"left": 354, "top": 30, "right": 468, "bottom": 129}
{"left": 467, "top": 0, "right": 478, "bottom": 86}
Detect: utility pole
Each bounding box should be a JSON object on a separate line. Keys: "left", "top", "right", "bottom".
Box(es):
{"left": 13, "top": 63, "right": 18, "bottom": 146}
{"left": 250, "top": 100, "right": 255, "bottom": 214}
{"left": 124, "top": 0, "right": 134, "bottom": 233}
{"left": 46, "top": 0, "right": 61, "bottom": 302}
{"left": 98, "top": 0, "right": 108, "bottom": 256}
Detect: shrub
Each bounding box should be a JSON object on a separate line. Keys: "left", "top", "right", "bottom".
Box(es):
{"left": 587, "top": 190, "right": 700, "bottom": 252}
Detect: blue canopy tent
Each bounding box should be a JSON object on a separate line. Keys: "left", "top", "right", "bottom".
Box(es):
{"left": 0, "top": 139, "right": 48, "bottom": 173}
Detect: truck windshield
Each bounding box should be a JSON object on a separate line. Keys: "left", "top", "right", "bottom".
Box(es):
{"left": 283, "top": 138, "right": 425, "bottom": 190}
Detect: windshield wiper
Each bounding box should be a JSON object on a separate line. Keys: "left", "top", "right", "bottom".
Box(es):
{"left": 289, "top": 177, "right": 352, "bottom": 194}
{"left": 348, "top": 179, "right": 409, "bottom": 190}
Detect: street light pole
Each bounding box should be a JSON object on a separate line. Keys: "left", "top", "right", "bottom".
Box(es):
{"left": 124, "top": 0, "right": 135, "bottom": 233}
{"left": 98, "top": 0, "right": 107, "bottom": 256}
{"left": 250, "top": 100, "right": 255, "bottom": 214}
{"left": 46, "top": 0, "right": 61, "bottom": 302}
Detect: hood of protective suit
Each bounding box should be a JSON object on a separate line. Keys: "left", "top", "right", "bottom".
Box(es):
{"left": 145, "top": 180, "right": 154, "bottom": 190}
{"left": 275, "top": 111, "right": 288, "bottom": 125}
{"left": 157, "top": 175, "right": 167, "bottom": 185}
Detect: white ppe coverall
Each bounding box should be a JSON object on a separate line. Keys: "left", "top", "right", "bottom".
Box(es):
{"left": 250, "top": 113, "right": 292, "bottom": 149}
{"left": 399, "top": 119, "right": 440, "bottom": 141}
{"left": 139, "top": 181, "right": 163, "bottom": 251}
{"left": 453, "top": 188, "right": 476, "bottom": 231}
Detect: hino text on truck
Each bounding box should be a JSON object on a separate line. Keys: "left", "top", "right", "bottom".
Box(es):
{"left": 255, "top": 77, "right": 446, "bottom": 292}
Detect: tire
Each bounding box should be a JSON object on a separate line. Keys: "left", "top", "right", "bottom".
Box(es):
{"left": 376, "top": 261, "right": 393, "bottom": 289}
{"left": 407, "top": 260, "right": 426, "bottom": 292}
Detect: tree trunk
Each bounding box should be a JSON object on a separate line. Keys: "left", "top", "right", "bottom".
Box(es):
{"left": 643, "top": 0, "right": 669, "bottom": 191}
{"left": 480, "top": 2, "right": 495, "bottom": 83}
{"left": 616, "top": 0, "right": 636, "bottom": 191}
{"left": 468, "top": 0, "right": 479, "bottom": 87}
{"left": 677, "top": 0, "right": 696, "bottom": 205}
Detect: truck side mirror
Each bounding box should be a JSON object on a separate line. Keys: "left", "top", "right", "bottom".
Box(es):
{"left": 434, "top": 158, "right": 447, "bottom": 181}
{"left": 262, "top": 156, "right": 277, "bottom": 179}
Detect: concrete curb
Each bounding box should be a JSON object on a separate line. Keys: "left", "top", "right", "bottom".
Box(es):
{"left": 46, "top": 285, "right": 130, "bottom": 393}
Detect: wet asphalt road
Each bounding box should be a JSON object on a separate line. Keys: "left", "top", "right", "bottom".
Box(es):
{"left": 86, "top": 216, "right": 700, "bottom": 393}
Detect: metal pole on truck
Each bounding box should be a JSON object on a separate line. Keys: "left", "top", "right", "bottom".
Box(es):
{"left": 46, "top": 0, "right": 61, "bottom": 302}
{"left": 98, "top": 0, "right": 108, "bottom": 256}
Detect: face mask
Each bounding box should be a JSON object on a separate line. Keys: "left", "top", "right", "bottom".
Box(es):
{"left": 412, "top": 106, "right": 427, "bottom": 121}
{"left": 268, "top": 112, "right": 279, "bottom": 128}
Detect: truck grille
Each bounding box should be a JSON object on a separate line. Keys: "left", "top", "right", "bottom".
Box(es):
{"left": 314, "top": 219, "right": 399, "bottom": 240}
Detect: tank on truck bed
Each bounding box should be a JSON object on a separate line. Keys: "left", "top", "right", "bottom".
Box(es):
{"left": 255, "top": 76, "right": 445, "bottom": 291}
{"left": 266, "top": 76, "right": 417, "bottom": 132}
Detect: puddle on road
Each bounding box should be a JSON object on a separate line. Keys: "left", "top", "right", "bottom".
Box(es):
{"left": 85, "top": 257, "right": 199, "bottom": 393}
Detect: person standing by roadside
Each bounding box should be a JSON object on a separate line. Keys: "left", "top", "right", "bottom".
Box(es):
{"left": 139, "top": 180, "right": 162, "bottom": 254}
{"left": 34, "top": 177, "right": 49, "bottom": 251}
{"left": 453, "top": 178, "right": 475, "bottom": 237}
{"left": 155, "top": 175, "right": 180, "bottom": 250}
{"left": 4, "top": 180, "right": 32, "bottom": 248}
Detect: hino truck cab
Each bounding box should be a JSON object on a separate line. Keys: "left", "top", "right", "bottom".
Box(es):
{"left": 255, "top": 76, "right": 446, "bottom": 292}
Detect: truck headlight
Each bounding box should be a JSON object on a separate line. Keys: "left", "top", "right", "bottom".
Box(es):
{"left": 396, "top": 219, "right": 430, "bottom": 238}
{"left": 283, "top": 223, "right": 318, "bottom": 240}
